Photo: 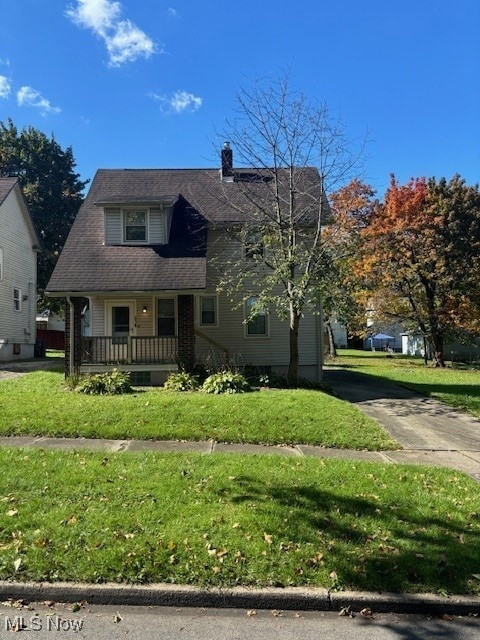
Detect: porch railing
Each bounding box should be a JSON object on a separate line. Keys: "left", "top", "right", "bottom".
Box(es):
{"left": 81, "top": 336, "right": 178, "bottom": 365}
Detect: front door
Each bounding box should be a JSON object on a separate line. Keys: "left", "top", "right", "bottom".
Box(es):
{"left": 107, "top": 302, "right": 135, "bottom": 362}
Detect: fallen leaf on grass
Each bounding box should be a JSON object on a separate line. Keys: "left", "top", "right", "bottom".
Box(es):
{"left": 263, "top": 532, "right": 273, "bottom": 545}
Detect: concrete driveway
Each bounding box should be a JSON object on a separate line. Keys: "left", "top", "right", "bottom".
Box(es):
{"left": 0, "top": 358, "right": 63, "bottom": 380}
{"left": 324, "top": 368, "right": 480, "bottom": 479}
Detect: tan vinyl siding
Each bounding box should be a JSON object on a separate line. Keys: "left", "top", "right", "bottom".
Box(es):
{"left": 195, "top": 290, "right": 318, "bottom": 367}
{"left": 194, "top": 229, "right": 319, "bottom": 369}
{"left": 149, "top": 208, "right": 166, "bottom": 244}
{"left": 90, "top": 298, "right": 105, "bottom": 335}
{"left": 0, "top": 187, "right": 37, "bottom": 358}
{"left": 104, "top": 208, "right": 122, "bottom": 244}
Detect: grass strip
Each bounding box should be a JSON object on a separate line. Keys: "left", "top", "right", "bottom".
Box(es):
{"left": 0, "top": 371, "right": 397, "bottom": 450}
{"left": 0, "top": 448, "right": 479, "bottom": 595}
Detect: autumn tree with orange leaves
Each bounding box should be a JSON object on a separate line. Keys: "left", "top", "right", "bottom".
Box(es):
{"left": 356, "top": 174, "right": 480, "bottom": 366}
{"left": 321, "top": 179, "right": 377, "bottom": 356}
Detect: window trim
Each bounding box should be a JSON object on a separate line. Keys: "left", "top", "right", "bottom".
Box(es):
{"left": 244, "top": 296, "right": 269, "bottom": 338}
{"left": 198, "top": 294, "right": 219, "bottom": 328}
{"left": 13, "top": 287, "right": 21, "bottom": 312}
{"left": 244, "top": 227, "right": 264, "bottom": 260}
{"left": 123, "top": 209, "right": 149, "bottom": 244}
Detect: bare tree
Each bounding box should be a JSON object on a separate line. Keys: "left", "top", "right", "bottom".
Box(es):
{"left": 212, "top": 73, "right": 364, "bottom": 384}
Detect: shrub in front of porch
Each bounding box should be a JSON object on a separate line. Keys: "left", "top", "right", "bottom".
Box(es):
{"left": 72, "top": 369, "right": 133, "bottom": 395}
{"left": 164, "top": 371, "right": 200, "bottom": 392}
{"left": 202, "top": 372, "right": 251, "bottom": 394}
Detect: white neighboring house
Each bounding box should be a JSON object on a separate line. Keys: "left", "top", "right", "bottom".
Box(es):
{"left": 0, "top": 178, "right": 40, "bottom": 361}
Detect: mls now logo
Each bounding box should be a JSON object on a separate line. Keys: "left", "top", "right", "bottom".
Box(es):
{"left": 4, "top": 614, "right": 84, "bottom": 632}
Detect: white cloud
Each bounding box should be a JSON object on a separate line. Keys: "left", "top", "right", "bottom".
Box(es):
{"left": 170, "top": 91, "right": 202, "bottom": 113}
{"left": 167, "top": 7, "right": 179, "bottom": 17}
{"left": 66, "top": 0, "right": 120, "bottom": 35}
{"left": 150, "top": 90, "right": 203, "bottom": 114}
{"left": 66, "top": 0, "right": 156, "bottom": 66}
{"left": 0, "top": 58, "right": 10, "bottom": 67}
{"left": 17, "top": 86, "right": 61, "bottom": 115}
{"left": 106, "top": 19, "right": 156, "bottom": 66}
{"left": 0, "top": 76, "right": 11, "bottom": 99}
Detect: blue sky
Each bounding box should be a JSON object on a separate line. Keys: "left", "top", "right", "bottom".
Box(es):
{"left": 0, "top": 0, "right": 478, "bottom": 197}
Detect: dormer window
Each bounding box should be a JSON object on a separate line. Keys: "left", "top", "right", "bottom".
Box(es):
{"left": 124, "top": 210, "right": 147, "bottom": 243}
{"left": 103, "top": 205, "right": 169, "bottom": 245}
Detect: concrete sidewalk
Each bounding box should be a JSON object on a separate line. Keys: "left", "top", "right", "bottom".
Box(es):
{"left": 0, "top": 432, "right": 478, "bottom": 479}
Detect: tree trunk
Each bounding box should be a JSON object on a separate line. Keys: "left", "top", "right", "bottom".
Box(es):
{"left": 424, "top": 284, "right": 446, "bottom": 367}
{"left": 431, "top": 331, "right": 446, "bottom": 367}
{"left": 325, "top": 319, "right": 337, "bottom": 358}
{"left": 287, "top": 309, "right": 301, "bottom": 386}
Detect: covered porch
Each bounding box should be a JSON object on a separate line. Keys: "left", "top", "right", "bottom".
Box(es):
{"left": 65, "top": 294, "right": 195, "bottom": 384}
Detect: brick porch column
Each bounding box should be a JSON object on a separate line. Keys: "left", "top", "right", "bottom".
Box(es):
{"left": 64, "top": 297, "right": 83, "bottom": 377}
{"left": 177, "top": 294, "right": 195, "bottom": 372}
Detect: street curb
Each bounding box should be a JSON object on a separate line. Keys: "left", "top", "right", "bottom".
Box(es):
{"left": 1, "top": 582, "right": 479, "bottom": 615}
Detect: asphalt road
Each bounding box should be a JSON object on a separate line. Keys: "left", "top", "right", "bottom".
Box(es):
{"left": 1, "top": 602, "right": 480, "bottom": 640}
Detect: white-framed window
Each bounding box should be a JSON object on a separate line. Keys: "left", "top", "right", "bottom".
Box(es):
{"left": 157, "top": 297, "right": 176, "bottom": 336}
{"left": 245, "top": 296, "right": 268, "bottom": 337}
{"left": 0, "top": 247, "right": 3, "bottom": 281}
{"left": 245, "top": 227, "right": 264, "bottom": 260}
{"left": 124, "top": 210, "right": 148, "bottom": 243}
{"left": 13, "top": 287, "right": 21, "bottom": 312}
{"left": 199, "top": 295, "right": 218, "bottom": 327}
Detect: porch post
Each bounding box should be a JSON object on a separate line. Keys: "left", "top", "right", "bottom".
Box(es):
{"left": 65, "top": 297, "right": 83, "bottom": 377}
{"left": 177, "top": 294, "right": 195, "bottom": 372}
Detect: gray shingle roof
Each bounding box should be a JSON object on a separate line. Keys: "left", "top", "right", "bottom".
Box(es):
{"left": 46, "top": 166, "right": 322, "bottom": 294}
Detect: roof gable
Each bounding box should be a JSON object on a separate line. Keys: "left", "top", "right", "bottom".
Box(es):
{"left": 0, "top": 177, "right": 41, "bottom": 248}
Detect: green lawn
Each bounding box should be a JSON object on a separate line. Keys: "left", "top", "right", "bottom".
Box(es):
{"left": 331, "top": 350, "right": 480, "bottom": 419}
{"left": 0, "top": 370, "right": 397, "bottom": 450}
{"left": 1, "top": 448, "right": 479, "bottom": 594}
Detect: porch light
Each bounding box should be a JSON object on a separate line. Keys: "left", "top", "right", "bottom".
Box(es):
{"left": 142, "top": 305, "right": 148, "bottom": 313}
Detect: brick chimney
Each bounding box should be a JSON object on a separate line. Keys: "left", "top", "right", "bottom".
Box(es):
{"left": 221, "top": 142, "right": 234, "bottom": 182}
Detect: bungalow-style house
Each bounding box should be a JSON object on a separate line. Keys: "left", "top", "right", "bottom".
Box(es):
{"left": 0, "top": 178, "right": 40, "bottom": 361}
{"left": 46, "top": 146, "right": 324, "bottom": 384}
